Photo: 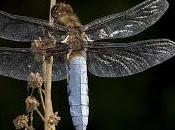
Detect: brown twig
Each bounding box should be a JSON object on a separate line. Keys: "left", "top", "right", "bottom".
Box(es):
{"left": 43, "top": 58, "right": 54, "bottom": 130}
{"left": 36, "top": 109, "right": 45, "bottom": 122}
{"left": 49, "top": 0, "right": 56, "bottom": 24}
{"left": 43, "top": 0, "right": 56, "bottom": 130}
{"left": 38, "top": 89, "right": 45, "bottom": 110}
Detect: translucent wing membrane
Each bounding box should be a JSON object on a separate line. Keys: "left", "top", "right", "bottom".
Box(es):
{"left": 84, "top": 0, "right": 169, "bottom": 41}
{"left": 87, "top": 39, "right": 175, "bottom": 77}
{"left": 0, "top": 10, "right": 66, "bottom": 42}
{"left": 0, "top": 45, "right": 68, "bottom": 81}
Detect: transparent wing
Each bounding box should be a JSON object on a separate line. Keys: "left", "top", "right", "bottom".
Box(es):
{"left": 0, "top": 10, "right": 66, "bottom": 42}
{"left": 87, "top": 39, "right": 175, "bottom": 77}
{"left": 0, "top": 45, "right": 68, "bottom": 81}
{"left": 84, "top": 0, "right": 169, "bottom": 41}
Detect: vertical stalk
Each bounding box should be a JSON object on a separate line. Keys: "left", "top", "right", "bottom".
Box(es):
{"left": 43, "top": 58, "right": 54, "bottom": 130}
{"left": 49, "top": 0, "right": 56, "bottom": 24}
{"left": 43, "top": 0, "right": 56, "bottom": 130}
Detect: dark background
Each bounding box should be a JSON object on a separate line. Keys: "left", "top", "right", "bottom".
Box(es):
{"left": 0, "top": 0, "right": 175, "bottom": 130}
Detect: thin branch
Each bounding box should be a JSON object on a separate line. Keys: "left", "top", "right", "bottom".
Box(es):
{"left": 41, "top": 88, "right": 45, "bottom": 94}
{"left": 38, "top": 89, "right": 45, "bottom": 110}
{"left": 49, "top": 0, "right": 56, "bottom": 25}
{"left": 30, "top": 112, "right": 34, "bottom": 128}
{"left": 36, "top": 109, "right": 45, "bottom": 122}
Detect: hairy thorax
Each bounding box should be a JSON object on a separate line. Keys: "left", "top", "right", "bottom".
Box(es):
{"left": 67, "top": 28, "right": 86, "bottom": 59}
{"left": 51, "top": 3, "right": 87, "bottom": 59}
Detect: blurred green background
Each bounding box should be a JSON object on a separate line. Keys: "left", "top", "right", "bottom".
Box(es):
{"left": 0, "top": 0, "right": 175, "bottom": 130}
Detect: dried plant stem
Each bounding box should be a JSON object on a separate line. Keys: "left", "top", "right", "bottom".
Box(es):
{"left": 30, "top": 112, "right": 34, "bottom": 128}
{"left": 41, "top": 88, "right": 45, "bottom": 94}
{"left": 49, "top": 0, "right": 56, "bottom": 25}
{"left": 39, "top": 89, "right": 45, "bottom": 110}
{"left": 43, "top": 0, "right": 56, "bottom": 130}
{"left": 43, "top": 57, "right": 54, "bottom": 130}
{"left": 36, "top": 109, "right": 45, "bottom": 122}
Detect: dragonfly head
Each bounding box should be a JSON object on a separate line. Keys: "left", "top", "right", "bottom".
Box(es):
{"left": 51, "top": 3, "right": 74, "bottom": 20}
{"left": 51, "top": 3, "right": 81, "bottom": 27}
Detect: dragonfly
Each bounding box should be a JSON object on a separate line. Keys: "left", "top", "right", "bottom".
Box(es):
{"left": 0, "top": 0, "right": 175, "bottom": 130}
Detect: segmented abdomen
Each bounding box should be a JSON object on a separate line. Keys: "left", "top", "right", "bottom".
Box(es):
{"left": 67, "top": 56, "right": 89, "bottom": 130}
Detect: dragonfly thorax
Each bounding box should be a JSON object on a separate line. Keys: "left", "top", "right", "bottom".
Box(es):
{"left": 67, "top": 29, "right": 86, "bottom": 49}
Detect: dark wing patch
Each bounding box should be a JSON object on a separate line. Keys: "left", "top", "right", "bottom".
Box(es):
{"left": 0, "top": 46, "right": 68, "bottom": 81}
{"left": 0, "top": 10, "right": 66, "bottom": 42}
